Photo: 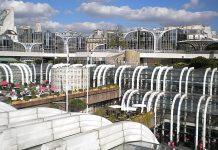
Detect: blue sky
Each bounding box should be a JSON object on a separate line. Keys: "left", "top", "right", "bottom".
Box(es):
{"left": 1, "top": 0, "right": 218, "bottom": 33}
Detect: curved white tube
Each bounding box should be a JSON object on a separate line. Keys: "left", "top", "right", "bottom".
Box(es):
{"left": 185, "top": 67, "right": 194, "bottom": 94}
{"left": 97, "top": 65, "right": 107, "bottom": 86}
{"left": 170, "top": 93, "right": 181, "bottom": 142}
{"left": 31, "top": 63, "right": 36, "bottom": 83}
{"left": 147, "top": 91, "right": 159, "bottom": 112}
{"left": 195, "top": 95, "right": 205, "bottom": 150}
{"left": 163, "top": 66, "right": 173, "bottom": 92}
{"left": 203, "top": 68, "right": 211, "bottom": 95}
{"left": 114, "top": 66, "right": 124, "bottom": 84}
{"left": 121, "top": 89, "right": 133, "bottom": 109}
{"left": 3, "top": 64, "right": 13, "bottom": 83}
{"left": 93, "top": 65, "right": 104, "bottom": 87}
{"left": 10, "top": 64, "right": 24, "bottom": 85}
{"left": 23, "top": 64, "right": 33, "bottom": 83}
{"left": 141, "top": 91, "right": 153, "bottom": 113}
{"left": 156, "top": 66, "right": 168, "bottom": 92}
{"left": 202, "top": 96, "right": 212, "bottom": 149}
{"left": 19, "top": 64, "right": 29, "bottom": 84}
{"left": 136, "top": 66, "right": 148, "bottom": 90}
{"left": 102, "top": 65, "right": 115, "bottom": 85}
{"left": 179, "top": 67, "right": 188, "bottom": 94}
{"left": 131, "top": 66, "right": 142, "bottom": 89}
{"left": 151, "top": 66, "right": 161, "bottom": 91}
{"left": 46, "top": 64, "right": 53, "bottom": 81}
{"left": 119, "top": 65, "right": 131, "bottom": 101}
{"left": 176, "top": 94, "right": 187, "bottom": 143}
{"left": 126, "top": 89, "right": 138, "bottom": 112}
{"left": 0, "top": 64, "right": 9, "bottom": 82}
{"left": 154, "top": 92, "right": 165, "bottom": 135}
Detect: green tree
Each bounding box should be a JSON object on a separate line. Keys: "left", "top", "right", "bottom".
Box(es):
{"left": 189, "top": 56, "right": 210, "bottom": 69}
{"left": 69, "top": 99, "right": 86, "bottom": 112}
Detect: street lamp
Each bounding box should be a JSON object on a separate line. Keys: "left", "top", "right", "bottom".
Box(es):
{"left": 84, "top": 64, "right": 96, "bottom": 114}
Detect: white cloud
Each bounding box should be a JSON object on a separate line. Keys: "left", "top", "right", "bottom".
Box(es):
{"left": 0, "top": 0, "right": 57, "bottom": 25}
{"left": 65, "top": 10, "right": 73, "bottom": 15}
{"left": 183, "top": 0, "right": 199, "bottom": 9}
{"left": 41, "top": 20, "right": 116, "bottom": 32}
{"left": 79, "top": 2, "right": 218, "bottom": 26}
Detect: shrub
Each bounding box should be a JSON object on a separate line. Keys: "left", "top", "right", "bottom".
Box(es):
{"left": 189, "top": 56, "right": 210, "bottom": 69}
{"left": 69, "top": 99, "right": 86, "bottom": 112}
{"left": 173, "top": 62, "right": 188, "bottom": 69}
{"left": 95, "top": 108, "right": 106, "bottom": 117}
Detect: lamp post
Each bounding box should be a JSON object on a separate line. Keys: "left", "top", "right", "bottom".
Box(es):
{"left": 85, "top": 64, "right": 96, "bottom": 114}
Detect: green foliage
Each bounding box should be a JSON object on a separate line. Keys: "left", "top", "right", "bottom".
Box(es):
{"left": 54, "top": 92, "right": 60, "bottom": 96}
{"left": 95, "top": 108, "right": 107, "bottom": 117}
{"left": 109, "top": 114, "right": 116, "bottom": 123}
{"left": 69, "top": 99, "right": 86, "bottom": 112}
{"left": 130, "top": 112, "right": 153, "bottom": 128}
{"left": 189, "top": 56, "right": 210, "bottom": 69}
{"left": 31, "top": 90, "right": 37, "bottom": 99}
{"left": 49, "top": 103, "right": 59, "bottom": 109}
{"left": 34, "top": 59, "right": 42, "bottom": 64}
{"left": 173, "top": 62, "right": 188, "bottom": 69}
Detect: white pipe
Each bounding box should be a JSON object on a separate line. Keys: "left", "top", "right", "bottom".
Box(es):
{"left": 141, "top": 91, "right": 153, "bottom": 113}
{"left": 49, "top": 69, "right": 52, "bottom": 84}
{"left": 46, "top": 64, "right": 53, "bottom": 81}
{"left": 147, "top": 91, "right": 159, "bottom": 112}
{"left": 131, "top": 66, "right": 142, "bottom": 89}
{"left": 114, "top": 66, "right": 124, "bottom": 84}
{"left": 119, "top": 65, "right": 131, "bottom": 101}
{"left": 0, "top": 64, "right": 9, "bottom": 82}
{"left": 163, "top": 67, "right": 173, "bottom": 92}
{"left": 97, "top": 65, "right": 107, "bottom": 86}
{"left": 23, "top": 64, "right": 33, "bottom": 83}
{"left": 102, "top": 65, "right": 115, "bottom": 85}
{"left": 154, "top": 92, "right": 165, "bottom": 135}
{"left": 10, "top": 64, "right": 24, "bottom": 85}
{"left": 136, "top": 66, "right": 148, "bottom": 90}
{"left": 209, "top": 68, "right": 217, "bottom": 96}
{"left": 185, "top": 67, "right": 194, "bottom": 94}
{"left": 18, "top": 64, "right": 29, "bottom": 84}
{"left": 195, "top": 95, "right": 205, "bottom": 150}
{"left": 151, "top": 66, "right": 161, "bottom": 91}
{"left": 3, "top": 64, "right": 13, "bottom": 83}
{"left": 121, "top": 89, "right": 133, "bottom": 110}
{"left": 31, "top": 63, "right": 36, "bottom": 83}
{"left": 126, "top": 89, "right": 138, "bottom": 112}
{"left": 203, "top": 68, "right": 211, "bottom": 95}
{"left": 176, "top": 94, "right": 187, "bottom": 143}
{"left": 202, "top": 96, "right": 212, "bottom": 149}
{"left": 179, "top": 67, "right": 188, "bottom": 94}
{"left": 93, "top": 65, "right": 103, "bottom": 87}
{"left": 170, "top": 93, "right": 181, "bottom": 142}
{"left": 156, "top": 66, "right": 168, "bottom": 92}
